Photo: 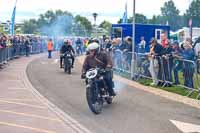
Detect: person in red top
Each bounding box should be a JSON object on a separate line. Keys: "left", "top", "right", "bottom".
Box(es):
{"left": 161, "top": 33, "right": 169, "bottom": 48}
{"left": 47, "top": 38, "right": 53, "bottom": 58}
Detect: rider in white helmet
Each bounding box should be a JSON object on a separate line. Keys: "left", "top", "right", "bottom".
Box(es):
{"left": 81, "top": 42, "right": 116, "bottom": 96}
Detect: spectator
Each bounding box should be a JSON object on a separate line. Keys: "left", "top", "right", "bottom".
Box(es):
{"left": 194, "top": 37, "right": 200, "bottom": 58}
{"left": 75, "top": 38, "right": 83, "bottom": 55}
{"left": 162, "top": 42, "right": 173, "bottom": 85}
{"left": 124, "top": 36, "right": 132, "bottom": 70}
{"left": 182, "top": 38, "right": 195, "bottom": 88}
{"left": 111, "top": 38, "right": 122, "bottom": 69}
{"left": 116, "top": 38, "right": 126, "bottom": 51}
{"left": 148, "top": 38, "right": 159, "bottom": 85}
{"left": 104, "top": 39, "right": 112, "bottom": 52}
{"left": 194, "top": 37, "right": 200, "bottom": 73}
{"left": 138, "top": 36, "right": 146, "bottom": 53}
{"left": 172, "top": 41, "right": 183, "bottom": 85}
{"left": 161, "top": 33, "right": 169, "bottom": 48}
{"left": 24, "top": 37, "right": 30, "bottom": 57}
{"left": 47, "top": 38, "right": 53, "bottom": 58}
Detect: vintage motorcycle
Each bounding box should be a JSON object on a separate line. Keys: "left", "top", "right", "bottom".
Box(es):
{"left": 63, "top": 51, "right": 73, "bottom": 74}
{"left": 84, "top": 68, "right": 114, "bottom": 114}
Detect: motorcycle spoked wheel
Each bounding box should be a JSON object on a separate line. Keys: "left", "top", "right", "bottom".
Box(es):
{"left": 86, "top": 86, "right": 103, "bottom": 114}
{"left": 67, "top": 59, "right": 71, "bottom": 74}
{"left": 64, "top": 58, "right": 68, "bottom": 73}
{"left": 64, "top": 58, "right": 71, "bottom": 74}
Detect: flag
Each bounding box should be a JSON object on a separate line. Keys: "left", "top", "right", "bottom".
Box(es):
{"left": 10, "top": 0, "right": 17, "bottom": 36}
{"left": 189, "top": 18, "right": 192, "bottom": 38}
{"left": 122, "top": 2, "right": 128, "bottom": 23}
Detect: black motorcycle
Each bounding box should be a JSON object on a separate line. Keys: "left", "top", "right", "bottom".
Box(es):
{"left": 84, "top": 68, "right": 114, "bottom": 114}
{"left": 63, "top": 52, "right": 73, "bottom": 74}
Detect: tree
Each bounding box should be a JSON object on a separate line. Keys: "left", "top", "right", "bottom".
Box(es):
{"left": 44, "top": 10, "right": 56, "bottom": 24}
{"left": 186, "top": 0, "right": 200, "bottom": 27}
{"left": 148, "top": 15, "right": 158, "bottom": 24}
{"left": 37, "top": 10, "right": 74, "bottom": 36}
{"left": 21, "top": 19, "right": 38, "bottom": 34}
{"left": 134, "top": 14, "right": 148, "bottom": 24}
{"left": 99, "top": 20, "right": 112, "bottom": 32}
{"left": 74, "top": 15, "right": 92, "bottom": 36}
{"left": 21, "top": 10, "right": 93, "bottom": 36}
{"left": 161, "top": 0, "right": 180, "bottom": 31}
{"left": 118, "top": 13, "right": 148, "bottom": 24}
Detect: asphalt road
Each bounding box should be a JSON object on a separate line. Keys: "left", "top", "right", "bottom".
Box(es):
{"left": 27, "top": 54, "right": 200, "bottom": 133}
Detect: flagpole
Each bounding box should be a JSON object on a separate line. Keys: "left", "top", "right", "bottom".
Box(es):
{"left": 15, "top": 0, "right": 18, "bottom": 6}
{"left": 131, "top": 0, "right": 135, "bottom": 79}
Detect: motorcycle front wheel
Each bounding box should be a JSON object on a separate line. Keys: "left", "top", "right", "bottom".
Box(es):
{"left": 67, "top": 61, "right": 71, "bottom": 74}
{"left": 86, "top": 86, "right": 103, "bottom": 114}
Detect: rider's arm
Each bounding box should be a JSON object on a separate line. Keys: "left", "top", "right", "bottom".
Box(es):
{"left": 82, "top": 56, "right": 89, "bottom": 74}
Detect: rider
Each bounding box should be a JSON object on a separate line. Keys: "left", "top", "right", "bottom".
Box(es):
{"left": 60, "top": 39, "right": 75, "bottom": 68}
{"left": 81, "top": 42, "right": 116, "bottom": 97}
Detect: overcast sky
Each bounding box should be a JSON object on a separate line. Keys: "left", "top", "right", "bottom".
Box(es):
{"left": 0, "top": 0, "right": 191, "bottom": 24}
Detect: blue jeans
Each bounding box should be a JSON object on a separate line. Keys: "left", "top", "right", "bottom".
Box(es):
{"left": 48, "top": 51, "right": 52, "bottom": 58}
{"left": 183, "top": 63, "right": 194, "bottom": 89}
{"left": 103, "top": 71, "right": 115, "bottom": 96}
{"left": 173, "top": 62, "right": 182, "bottom": 84}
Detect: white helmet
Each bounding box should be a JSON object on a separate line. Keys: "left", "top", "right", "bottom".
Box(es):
{"left": 87, "top": 42, "right": 99, "bottom": 51}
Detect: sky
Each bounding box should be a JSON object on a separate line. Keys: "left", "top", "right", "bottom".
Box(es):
{"left": 0, "top": 0, "right": 192, "bottom": 24}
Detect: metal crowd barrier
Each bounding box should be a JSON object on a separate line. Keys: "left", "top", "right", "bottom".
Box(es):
{"left": 111, "top": 50, "right": 132, "bottom": 74}
{"left": 196, "top": 59, "right": 200, "bottom": 99}
{"left": 111, "top": 50, "right": 200, "bottom": 99}
{"left": 0, "top": 48, "right": 3, "bottom": 64}
{"left": 0, "top": 42, "right": 47, "bottom": 67}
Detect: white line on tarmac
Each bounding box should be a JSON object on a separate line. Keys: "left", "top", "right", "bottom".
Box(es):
{"left": 52, "top": 59, "right": 59, "bottom": 64}
{"left": 7, "top": 88, "right": 29, "bottom": 90}
{"left": 170, "top": 119, "right": 200, "bottom": 133}
{"left": 0, "top": 109, "right": 62, "bottom": 122}
{"left": 0, "top": 98, "right": 38, "bottom": 102}
{"left": 0, "top": 100, "right": 46, "bottom": 109}
{"left": 0, "top": 121, "right": 56, "bottom": 133}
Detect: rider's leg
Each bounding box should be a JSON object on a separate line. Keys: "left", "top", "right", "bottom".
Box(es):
{"left": 60, "top": 56, "right": 64, "bottom": 68}
{"left": 104, "top": 71, "right": 116, "bottom": 96}
{"left": 71, "top": 56, "right": 75, "bottom": 67}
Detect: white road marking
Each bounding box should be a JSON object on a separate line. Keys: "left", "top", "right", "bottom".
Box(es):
{"left": 40, "top": 61, "right": 47, "bottom": 65}
{"left": 51, "top": 59, "right": 59, "bottom": 64}
{"left": 170, "top": 119, "right": 200, "bottom": 133}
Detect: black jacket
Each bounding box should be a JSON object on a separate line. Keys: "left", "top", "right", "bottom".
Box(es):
{"left": 154, "top": 43, "right": 164, "bottom": 56}
{"left": 60, "top": 44, "right": 75, "bottom": 54}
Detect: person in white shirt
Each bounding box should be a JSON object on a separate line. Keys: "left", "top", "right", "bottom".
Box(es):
{"left": 138, "top": 36, "right": 146, "bottom": 53}
{"left": 194, "top": 42, "right": 200, "bottom": 58}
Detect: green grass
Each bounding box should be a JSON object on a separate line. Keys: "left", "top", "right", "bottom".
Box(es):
{"left": 114, "top": 70, "right": 200, "bottom": 100}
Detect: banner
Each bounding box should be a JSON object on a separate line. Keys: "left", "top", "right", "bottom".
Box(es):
{"left": 10, "top": 0, "right": 17, "bottom": 36}
{"left": 122, "top": 2, "right": 128, "bottom": 23}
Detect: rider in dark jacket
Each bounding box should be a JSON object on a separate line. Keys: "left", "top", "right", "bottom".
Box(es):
{"left": 60, "top": 39, "right": 75, "bottom": 68}
{"left": 81, "top": 42, "right": 116, "bottom": 97}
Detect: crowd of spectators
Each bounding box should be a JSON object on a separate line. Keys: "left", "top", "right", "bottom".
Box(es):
{"left": 1, "top": 32, "right": 200, "bottom": 90}
{"left": 99, "top": 34, "right": 200, "bottom": 89}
